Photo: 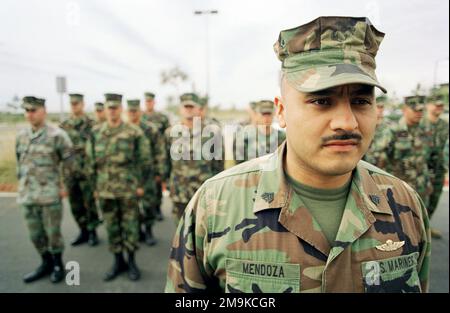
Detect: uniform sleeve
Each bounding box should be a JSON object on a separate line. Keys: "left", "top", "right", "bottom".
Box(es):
{"left": 136, "top": 130, "right": 152, "bottom": 188}
{"left": 165, "top": 185, "right": 216, "bottom": 293}
{"left": 412, "top": 188, "right": 431, "bottom": 293}
{"left": 162, "top": 128, "right": 172, "bottom": 182}
{"left": 84, "top": 134, "right": 96, "bottom": 187}
{"left": 56, "top": 129, "right": 76, "bottom": 188}
{"left": 211, "top": 127, "right": 225, "bottom": 175}
{"left": 153, "top": 128, "right": 167, "bottom": 178}
{"left": 15, "top": 135, "right": 21, "bottom": 179}
{"left": 377, "top": 126, "right": 394, "bottom": 170}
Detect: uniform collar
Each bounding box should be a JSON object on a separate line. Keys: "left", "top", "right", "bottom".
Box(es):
{"left": 28, "top": 123, "right": 47, "bottom": 140}
{"left": 253, "top": 141, "right": 393, "bottom": 256}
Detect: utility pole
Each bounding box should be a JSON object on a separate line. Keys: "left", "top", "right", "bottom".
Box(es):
{"left": 194, "top": 9, "right": 218, "bottom": 100}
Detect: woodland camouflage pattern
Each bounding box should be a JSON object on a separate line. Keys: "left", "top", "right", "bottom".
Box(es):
{"left": 274, "top": 16, "right": 386, "bottom": 93}
{"left": 381, "top": 117, "right": 433, "bottom": 207}
{"left": 16, "top": 124, "right": 75, "bottom": 205}
{"left": 85, "top": 122, "right": 152, "bottom": 253}
{"left": 16, "top": 123, "right": 75, "bottom": 254}
{"left": 163, "top": 120, "right": 224, "bottom": 213}
{"left": 165, "top": 142, "right": 430, "bottom": 293}
{"left": 363, "top": 120, "right": 391, "bottom": 167}
{"left": 85, "top": 122, "right": 151, "bottom": 199}
{"left": 60, "top": 114, "right": 100, "bottom": 230}
{"left": 234, "top": 126, "right": 286, "bottom": 164}
{"left": 420, "top": 115, "right": 449, "bottom": 216}
{"left": 138, "top": 120, "right": 166, "bottom": 228}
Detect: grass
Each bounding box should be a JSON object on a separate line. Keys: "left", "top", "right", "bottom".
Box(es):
{"left": 0, "top": 129, "right": 18, "bottom": 191}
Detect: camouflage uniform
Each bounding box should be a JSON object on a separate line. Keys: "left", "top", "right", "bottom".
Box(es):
{"left": 16, "top": 97, "right": 75, "bottom": 255}
{"left": 166, "top": 16, "right": 430, "bottom": 293}
{"left": 166, "top": 143, "right": 430, "bottom": 293}
{"left": 382, "top": 97, "right": 433, "bottom": 207}
{"left": 85, "top": 95, "right": 152, "bottom": 254}
{"left": 94, "top": 102, "right": 106, "bottom": 125}
{"left": 164, "top": 93, "right": 224, "bottom": 222}
{"left": 142, "top": 92, "right": 170, "bottom": 217}
{"left": 127, "top": 99, "right": 166, "bottom": 233}
{"left": 363, "top": 120, "right": 391, "bottom": 167}
{"left": 420, "top": 112, "right": 449, "bottom": 216}
{"left": 60, "top": 95, "right": 100, "bottom": 233}
{"left": 234, "top": 101, "right": 286, "bottom": 164}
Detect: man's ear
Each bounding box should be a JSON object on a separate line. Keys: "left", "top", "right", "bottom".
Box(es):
{"left": 274, "top": 96, "right": 286, "bottom": 128}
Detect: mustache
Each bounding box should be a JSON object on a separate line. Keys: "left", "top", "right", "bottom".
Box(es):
{"left": 321, "top": 132, "right": 362, "bottom": 144}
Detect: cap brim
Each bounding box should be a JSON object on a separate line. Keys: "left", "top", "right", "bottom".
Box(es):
{"left": 285, "top": 64, "right": 387, "bottom": 94}
{"left": 181, "top": 100, "right": 200, "bottom": 107}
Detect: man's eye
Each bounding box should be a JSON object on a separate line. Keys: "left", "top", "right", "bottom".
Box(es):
{"left": 311, "top": 98, "right": 331, "bottom": 106}
{"left": 352, "top": 98, "right": 372, "bottom": 106}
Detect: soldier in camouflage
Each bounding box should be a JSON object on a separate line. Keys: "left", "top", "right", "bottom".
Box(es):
{"left": 234, "top": 100, "right": 286, "bottom": 164}
{"left": 166, "top": 17, "right": 430, "bottom": 293}
{"left": 127, "top": 99, "right": 166, "bottom": 246}
{"left": 16, "top": 96, "right": 75, "bottom": 283}
{"left": 163, "top": 92, "right": 224, "bottom": 224}
{"left": 85, "top": 93, "right": 152, "bottom": 281}
{"left": 60, "top": 94, "right": 100, "bottom": 246}
{"left": 381, "top": 96, "right": 433, "bottom": 207}
{"left": 363, "top": 95, "right": 391, "bottom": 167}
{"left": 94, "top": 102, "right": 106, "bottom": 125}
{"left": 142, "top": 92, "right": 170, "bottom": 221}
{"left": 420, "top": 95, "right": 449, "bottom": 238}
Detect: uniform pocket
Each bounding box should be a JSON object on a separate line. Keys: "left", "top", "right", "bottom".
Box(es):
{"left": 225, "top": 258, "right": 300, "bottom": 293}
{"left": 361, "top": 252, "right": 421, "bottom": 293}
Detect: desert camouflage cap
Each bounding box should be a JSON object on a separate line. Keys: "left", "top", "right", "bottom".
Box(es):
{"left": 104, "top": 93, "right": 122, "bottom": 107}
{"left": 180, "top": 92, "right": 201, "bottom": 107}
{"left": 127, "top": 99, "right": 141, "bottom": 110}
{"left": 274, "top": 16, "right": 387, "bottom": 94}
{"left": 21, "top": 96, "right": 45, "bottom": 109}
{"left": 69, "top": 93, "right": 84, "bottom": 102}
{"left": 144, "top": 92, "right": 155, "bottom": 100}
{"left": 404, "top": 95, "right": 426, "bottom": 111}
{"left": 255, "top": 100, "right": 275, "bottom": 114}
{"left": 94, "top": 102, "right": 104, "bottom": 110}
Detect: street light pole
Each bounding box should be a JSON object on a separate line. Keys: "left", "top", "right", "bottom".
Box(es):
{"left": 194, "top": 10, "right": 218, "bottom": 99}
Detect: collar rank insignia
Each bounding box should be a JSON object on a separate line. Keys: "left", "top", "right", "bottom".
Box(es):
{"left": 376, "top": 239, "right": 405, "bottom": 252}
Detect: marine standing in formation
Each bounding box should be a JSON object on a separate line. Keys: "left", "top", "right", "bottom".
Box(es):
{"left": 85, "top": 93, "right": 152, "bottom": 281}
{"left": 126, "top": 99, "right": 166, "bottom": 246}
{"left": 166, "top": 16, "right": 430, "bottom": 293}
{"left": 60, "top": 93, "right": 100, "bottom": 246}
{"left": 16, "top": 96, "right": 75, "bottom": 283}
{"left": 380, "top": 96, "right": 433, "bottom": 207}
{"left": 163, "top": 93, "right": 224, "bottom": 223}
{"left": 141, "top": 92, "right": 170, "bottom": 221}
{"left": 420, "top": 95, "right": 449, "bottom": 238}
{"left": 234, "top": 100, "right": 286, "bottom": 164}
{"left": 94, "top": 101, "right": 106, "bottom": 125}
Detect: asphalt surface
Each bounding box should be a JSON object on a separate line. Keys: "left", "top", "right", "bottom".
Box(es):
{"left": 0, "top": 192, "right": 448, "bottom": 293}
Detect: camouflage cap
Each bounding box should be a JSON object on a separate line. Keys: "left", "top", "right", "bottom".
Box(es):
{"left": 94, "top": 102, "right": 104, "bottom": 110}
{"left": 21, "top": 96, "right": 45, "bottom": 109}
{"left": 404, "top": 95, "right": 426, "bottom": 111}
{"left": 180, "top": 92, "right": 201, "bottom": 107}
{"left": 104, "top": 93, "right": 122, "bottom": 108}
{"left": 127, "top": 99, "right": 141, "bottom": 110}
{"left": 255, "top": 100, "right": 275, "bottom": 114}
{"left": 376, "top": 95, "right": 388, "bottom": 107}
{"left": 427, "top": 94, "right": 444, "bottom": 105}
{"left": 144, "top": 92, "right": 155, "bottom": 100}
{"left": 69, "top": 93, "right": 84, "bottom": 103}
{"left": 199, "top": 96, "right": 209, "bottom": 108}
{"left": 274, "top": 16, "right": 387, "bottom": 94}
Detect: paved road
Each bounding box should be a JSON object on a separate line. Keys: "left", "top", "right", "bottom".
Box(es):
{"left": 0, "top": 192, "right": 448, "bottom": 293}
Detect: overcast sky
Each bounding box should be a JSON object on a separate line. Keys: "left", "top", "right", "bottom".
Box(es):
{"left": 1, "top": 0, "right": 449, "bottom": 112}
